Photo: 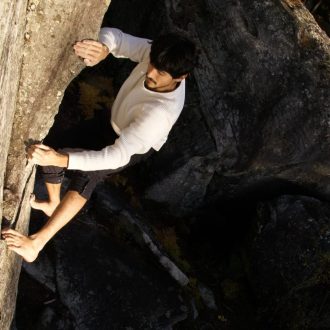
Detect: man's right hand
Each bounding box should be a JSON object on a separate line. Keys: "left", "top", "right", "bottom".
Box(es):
{"left": 27, "top": 144, "right": 69, "bottom": 168}
{"left": 73, "top": 40, "right": 109, "bottom": 66}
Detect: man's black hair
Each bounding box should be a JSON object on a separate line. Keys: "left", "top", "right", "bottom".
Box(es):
{"left": 150, "top": 33, "right": 197, "bottom": 79}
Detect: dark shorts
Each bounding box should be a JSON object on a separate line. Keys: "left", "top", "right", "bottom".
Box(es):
{"left": 42, "top": 110, "right": 153, "bottom": 199}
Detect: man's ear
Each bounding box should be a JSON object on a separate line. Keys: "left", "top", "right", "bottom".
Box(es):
{"left": 174, "top": 73, "right": 188, "bottom": 82}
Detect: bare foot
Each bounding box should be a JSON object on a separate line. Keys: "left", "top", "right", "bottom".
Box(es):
{"left": 30, "top": 194, "right": 59, "bottom": 217}
{"left": 2, "top": 229, "right": 42, "bottom": 263}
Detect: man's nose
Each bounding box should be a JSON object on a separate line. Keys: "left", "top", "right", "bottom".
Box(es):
{"left": 147, "top": 66, "right": 158, "bottom": 79}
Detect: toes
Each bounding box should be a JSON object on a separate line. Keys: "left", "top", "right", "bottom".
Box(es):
{"left": 4, "top": 235, "right": 22, "bottom": 245}
{"left": 1, "top": 228, "right": 13, "bottom": 234}
{"left": 7, "top": 243, "right": 21, "bottom": 250}
{"left": 1, "top": 228, "right": 24, "bottom": 237}
{"left": 6, "top": 241, "right": 21, "bottom": 246}
{"left": 2, "top": 233, "right": 17, "bottom": 239}
{"left": 6, "top": 239, "right": 21, "bottom": 246}
{"left": 84, "top": 58, "right": 94, "bottom": 66}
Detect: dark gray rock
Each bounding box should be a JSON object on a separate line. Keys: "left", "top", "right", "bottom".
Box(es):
{"left": 103, "top": 0, "right": 330, "bottom": 215}
{"left": 34, "top": 306, "right": 74, "bottom": 330}
{"left": 248, "top": 195, "right": 330, "bottom": 329}
{"left": 54, "top": 225, "right": 182, "bottom": 328}
{"left": 15, "top": 182, "right": 189, "bottom": 330}
{"left": 145, "top": 154, "right": 220, "bottom": 216}
{"left": 22, "top": 252, "right": 56, "bottom": 293}
{"left": 50, "top": 212, "right": 188, "bottom": 329}
{"left": 12, "top": 1, "right": 330, "bottom": 329}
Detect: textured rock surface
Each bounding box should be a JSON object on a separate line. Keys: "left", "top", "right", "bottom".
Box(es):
{"left": 102, "top": 0, "right": 330, "bottom": 215}
{"left": 15, "top": 181, "right": 189, "bottom": 329}
{"left": 4, "top": 0, "right": 110, "bottom": 221}
{"left": 104, "top": 0, "right": 330, "bottom": 328}
{"left": 0, "top": 0, "right": 28, "bottom": 222}
{"left": 8, "top": 0, "right": 330, "bottom": 329}
{"left": 0, "top": 1, "right": 110, "bottom": 329}
{"left": 0, "top": 172, "right": 34, "bottom": 329}
{"left": 249, "top": 195, "right": 330, "bottom": 329}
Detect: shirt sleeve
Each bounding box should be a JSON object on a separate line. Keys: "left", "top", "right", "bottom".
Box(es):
{"left": 67, "top": 108, "right": 171, "bottom": 171}
{"left": 99, "top": 27, "right": 151, "bottom": 63}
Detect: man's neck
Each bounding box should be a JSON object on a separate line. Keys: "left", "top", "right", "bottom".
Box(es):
{"left": 145, "top": 81, "right": 180, "bottom": 93}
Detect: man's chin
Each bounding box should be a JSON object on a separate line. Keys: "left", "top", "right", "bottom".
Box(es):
{"left": 145, "top": 81, "right": 157, "bottom": 91}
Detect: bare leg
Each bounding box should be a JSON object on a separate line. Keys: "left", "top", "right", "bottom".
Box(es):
{"left": 2, "top": 190, "right": 87, "bottom": 262}
{"left": 30, "top": 182, "right": 61, "bottom": 217}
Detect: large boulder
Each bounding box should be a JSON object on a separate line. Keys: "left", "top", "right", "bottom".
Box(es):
{"left": 103, "top": 0, "right": 330, "bottom": 215}
{"left": 249, "top": 195, "right": 330, "bottom": 329}
{"left": 0, "top": 1, "right": 110, "bottom": 329}
{"left": 7, "top": 0, "right": 330, "bottom": 328}
{"left": 16, "top": 181, "right": 190, "bottom": 329}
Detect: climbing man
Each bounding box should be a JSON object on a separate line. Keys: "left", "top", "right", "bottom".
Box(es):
{"left": 1, "top": 27, "right": 197, "bottom": 262}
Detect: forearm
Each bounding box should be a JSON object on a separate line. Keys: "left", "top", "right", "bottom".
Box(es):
{"left": 54, "top": 152, "right": 69, "bottom": 168}
{"left": 99, "top": 27, "right": 151, "bottom": 62}
{"left": 41, "top": 150, "right": 69, "bottom": 168}
{"left": 67, "top": 142, "right": 131, "bottom": 171}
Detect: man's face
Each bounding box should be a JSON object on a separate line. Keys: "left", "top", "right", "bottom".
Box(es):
{"left": 145, "top": 63, "right": 181, "bottom": 92}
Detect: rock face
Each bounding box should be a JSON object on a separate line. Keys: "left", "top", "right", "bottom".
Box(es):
{"left": 100, "top": 0, "right": 330, "bottom": 214}
{"left": 0, "top": 2, "right": 29, "bottom": 327}
{"left": 134, "top": 0, "right": 330, "bottom": 214}
{"left": 2, "top": 0, "right": 330, "bottom": 329}
{"left": 101, "top": 0, "right": 330, "bottom": 327}
{"left": 0, "top": 1, "right": 27, "bottom": 221}
{"left": 16, "top": 181, "right": 189, "bottom": 329}
{"left": 0, "top": 1, "right": 110, "bottom": 329}
{"left": 249, "top": 195, "right": 330, "bottom": 329}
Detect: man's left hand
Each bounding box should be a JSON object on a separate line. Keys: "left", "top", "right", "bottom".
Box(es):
{"left": 27, "top": 144, "right": 68, "bottom": 167}
{"left": 73, "top": 40, "right": 109, "bottom": 66}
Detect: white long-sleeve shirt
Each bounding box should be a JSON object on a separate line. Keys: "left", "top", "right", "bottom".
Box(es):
{"left": 67, "top": 28, "right": 185, "bottom": 171}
